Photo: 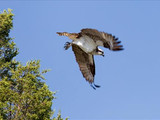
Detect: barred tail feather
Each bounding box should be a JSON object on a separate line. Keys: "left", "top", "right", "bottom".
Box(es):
{"left": 56, "top": 32, "right": 70, "bottom": 36}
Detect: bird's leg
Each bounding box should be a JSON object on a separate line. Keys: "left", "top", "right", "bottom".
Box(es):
{"left": 64, "top": 42, "right": 72, "bottom": 50}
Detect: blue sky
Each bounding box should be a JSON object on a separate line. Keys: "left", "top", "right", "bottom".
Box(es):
{"left": 1, "top": 1, "right": 160, "bottom": 120}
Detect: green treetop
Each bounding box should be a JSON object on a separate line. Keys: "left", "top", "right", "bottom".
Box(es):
{"left": 0, "top": 9, "right": 68, "bottom": 120}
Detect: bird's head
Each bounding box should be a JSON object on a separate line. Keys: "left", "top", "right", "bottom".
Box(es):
{"left": 97, "top": 48, "right": 104, "bottom": 57}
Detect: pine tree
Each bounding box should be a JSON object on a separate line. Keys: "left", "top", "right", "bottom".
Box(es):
{"left": 0, "top": 9, "right": 68, "bottom": 120}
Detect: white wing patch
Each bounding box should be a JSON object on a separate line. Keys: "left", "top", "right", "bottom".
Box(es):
{"left": 73, "top": 36, "right": 97, "bottom": 53}
{"left": 76, "top": 41, "right": 83, "bottom": 46}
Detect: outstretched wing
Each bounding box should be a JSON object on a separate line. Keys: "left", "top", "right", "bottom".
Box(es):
{"left": 80, "top": 28, "right": 123, "bottom": 51}
{"left": 72, "top": 44, "right": 95, "bottom": 83}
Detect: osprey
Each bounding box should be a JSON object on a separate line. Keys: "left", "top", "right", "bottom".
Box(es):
{"left": 57, "top": 28, "right": 123, "bottom": 89}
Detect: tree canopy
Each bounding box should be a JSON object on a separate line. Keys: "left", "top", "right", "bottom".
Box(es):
{"left": 0, "top": 9, "right": 67, "bottom": 120}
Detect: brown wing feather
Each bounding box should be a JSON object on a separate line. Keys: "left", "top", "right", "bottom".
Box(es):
{"left": 72, "top": 44, "right": 95, "bottom": 83}
{"left": 80, "top": 28, "right": 123, "bottom": 51}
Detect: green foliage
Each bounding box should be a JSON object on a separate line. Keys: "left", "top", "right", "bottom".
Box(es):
{"left": 0, "top": 9, "right": 68, "bottom": 120}
{"left": 52, "top": 111, "right": 69, "bottom": 120}
{"left": 0, "top": 60, "right": 55, "bottom": 120}
{"left": 0, "top": 9, "right": 18, "bottom": 79}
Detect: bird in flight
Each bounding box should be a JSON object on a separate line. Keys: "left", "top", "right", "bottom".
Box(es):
{"left": 57, "top": 28, "right": 123, "bottom": 89}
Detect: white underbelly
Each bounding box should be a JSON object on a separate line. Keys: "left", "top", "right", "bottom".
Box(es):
{"left": 73, "top": 37, "right": 97, "bottom": 53}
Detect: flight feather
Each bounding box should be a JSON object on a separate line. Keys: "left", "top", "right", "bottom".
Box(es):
{"left": 80, "top": 28, "right": 123, "bottom": 51}
{"left": 72, "top": 44, "right": 95, "bottom": 83}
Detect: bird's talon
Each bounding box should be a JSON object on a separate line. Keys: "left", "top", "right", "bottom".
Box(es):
{"left": 64, "top": 42, "right": 71, "bottom": 50}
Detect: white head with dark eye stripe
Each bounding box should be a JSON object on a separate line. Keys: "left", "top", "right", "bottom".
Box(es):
{"left": 96, "top": 48, "right": 104, "bottom": 57}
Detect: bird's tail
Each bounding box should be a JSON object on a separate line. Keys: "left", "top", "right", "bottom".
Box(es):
{"left": 56, "top": 32, "right": 70, "bottom": 37}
